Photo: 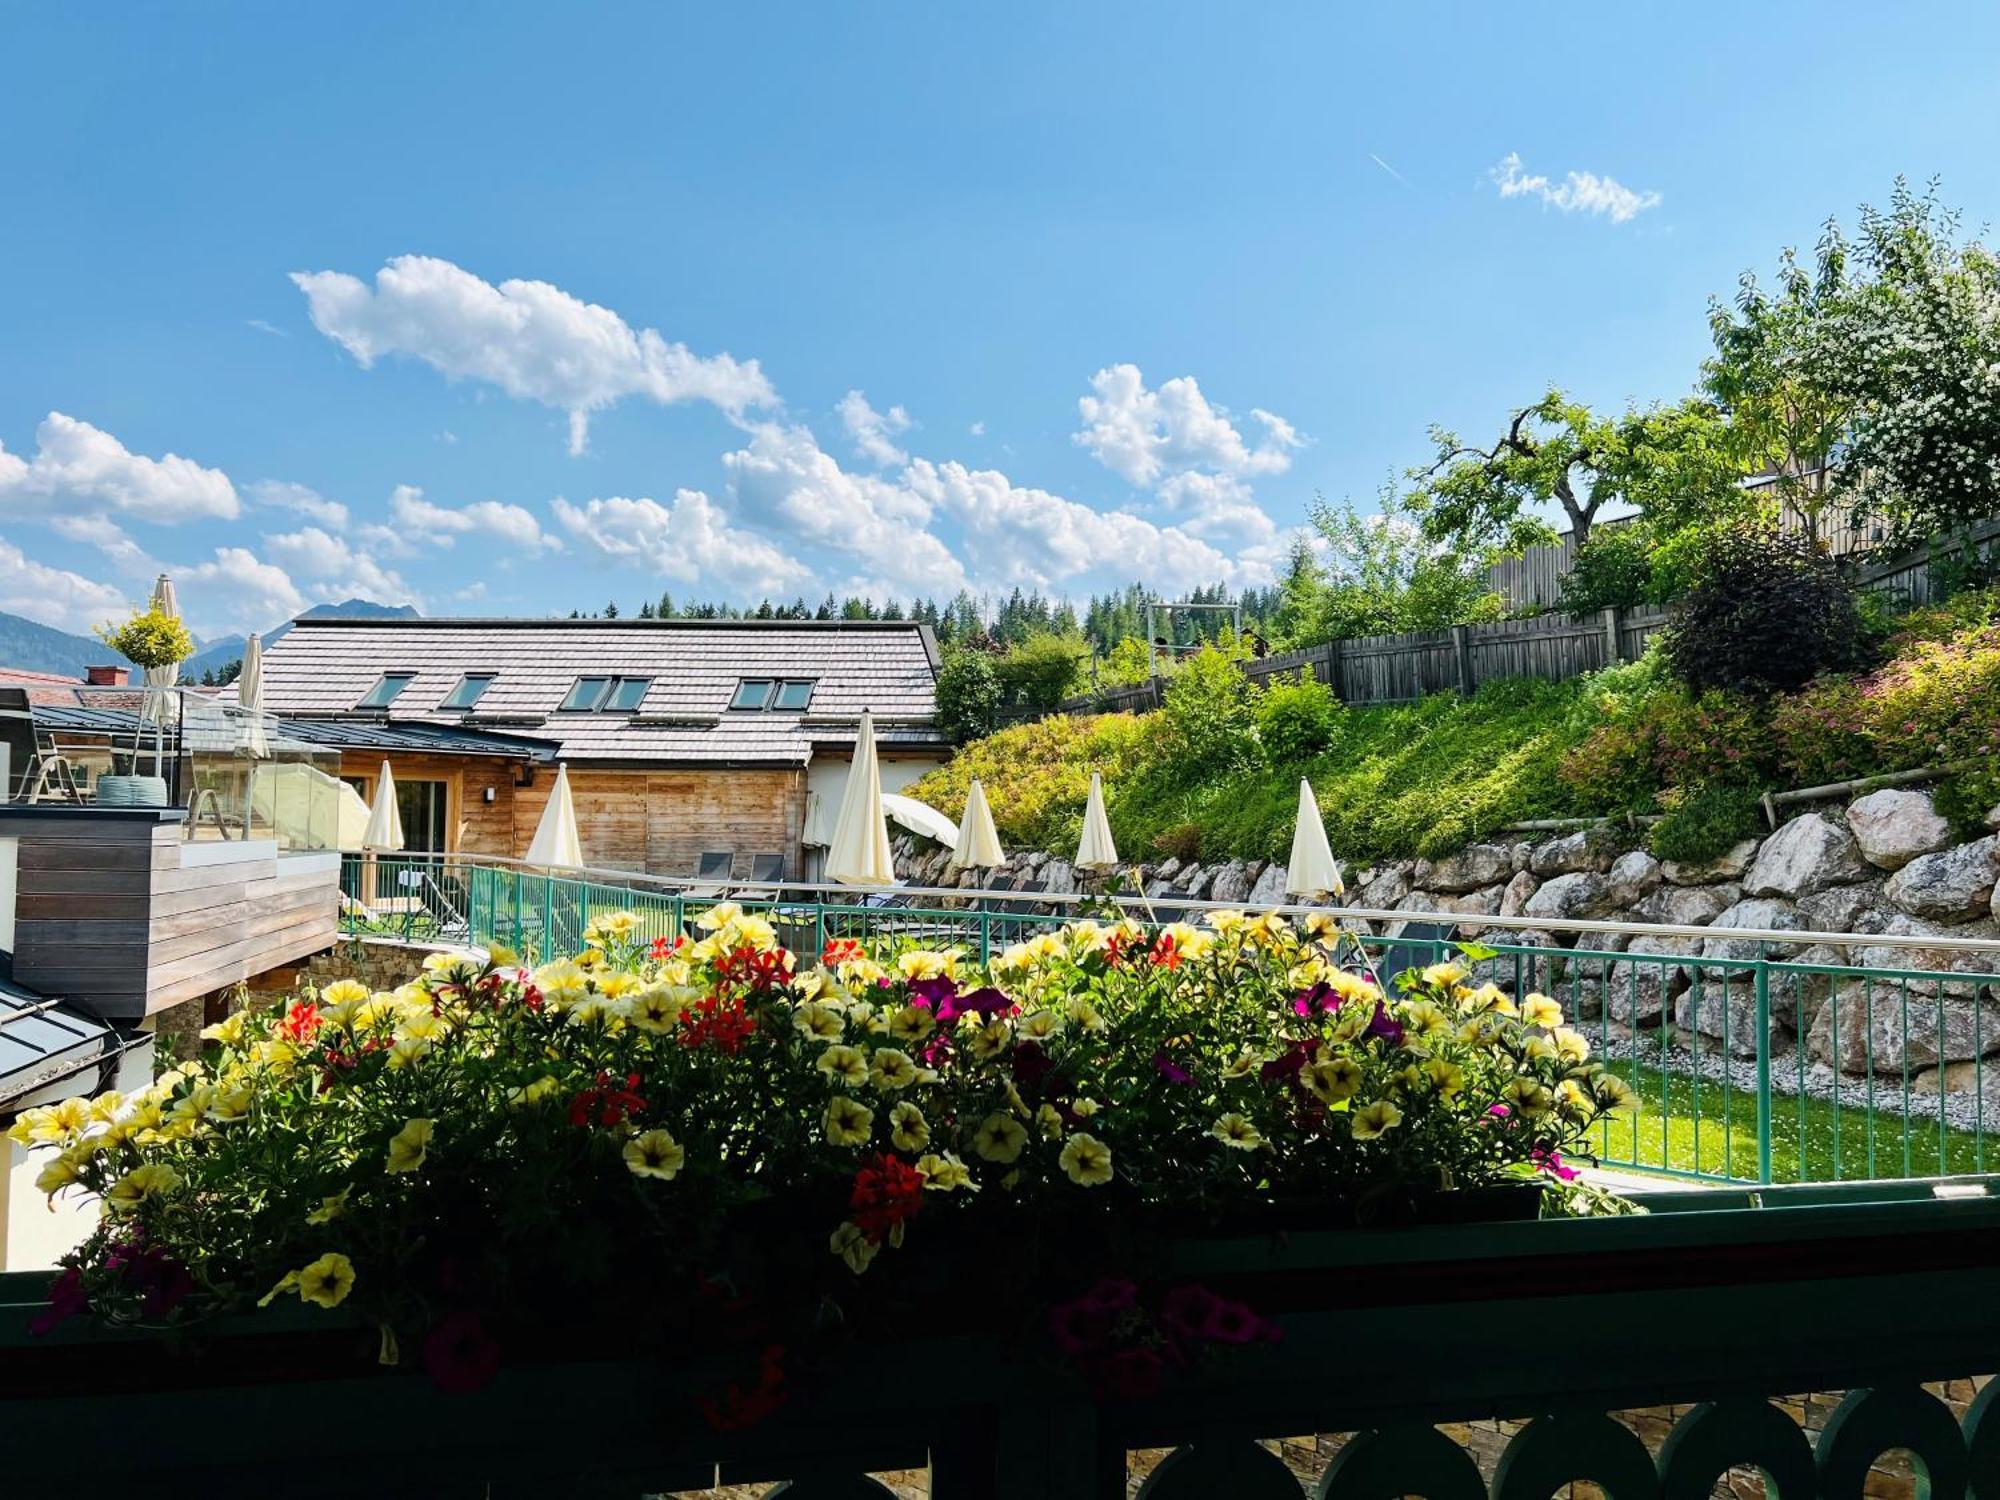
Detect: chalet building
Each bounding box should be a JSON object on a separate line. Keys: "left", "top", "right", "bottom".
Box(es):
{"left": 242, "top": 617, "right": 949, "bottom": 880}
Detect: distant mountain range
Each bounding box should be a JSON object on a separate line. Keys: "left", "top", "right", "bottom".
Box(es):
{"left": 0, "top": 598, "right": 422, "bottom": 680}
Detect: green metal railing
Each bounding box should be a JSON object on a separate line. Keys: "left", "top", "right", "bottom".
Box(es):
{"left": 336, "top": 852, "right": 2000, "bottom": 1191}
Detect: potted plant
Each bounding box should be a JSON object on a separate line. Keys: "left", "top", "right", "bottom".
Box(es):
{"left": 92, "top": 606, "right": 194, "bottom": 808}
{"left": 9, "top": 910, "right": 1636, "bottom": 1406}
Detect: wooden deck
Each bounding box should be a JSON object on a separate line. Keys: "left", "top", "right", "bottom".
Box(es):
{"left": 1, "top": 807, "right": 339, "bottom": 1020}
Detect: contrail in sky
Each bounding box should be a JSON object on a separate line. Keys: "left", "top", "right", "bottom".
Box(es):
{"left": 1369, "top": 153, "right": 1415, "bottom": 190}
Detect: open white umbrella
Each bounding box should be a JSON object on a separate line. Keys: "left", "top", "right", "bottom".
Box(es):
{"left": 1284, "top": 779, "right": 1344, "bottom": 900}
{"left": 1075, "top": 771, "right": 1120, "bottom": 874}
{"left": 252, "top": 762, "right": 369, "bottom": 849}
{"left": 361, "top": 759, "right": 405, "bottom": 851}
{"left": 525, "top": 763, "right": 584, "bottom": 869}
{"left": 949, "top": 778, "right": 1005, "bottom": 870}
{"left": 236, "top": 632, "right": 269, "bottom": 759}
{"left": 825, "top": 710, "right": 896, "bottom": 887}
{"left": 881, "top": 791, "right": 959, "bottom": 846}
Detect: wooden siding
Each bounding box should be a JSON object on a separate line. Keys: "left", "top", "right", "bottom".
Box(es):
{"left": 339, "top": 754, "right": 810, "bottom": 882}
{"left": 5, "top": 811, "right": 339, "bottom": 1021}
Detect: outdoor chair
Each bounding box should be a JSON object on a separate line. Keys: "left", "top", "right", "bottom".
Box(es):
{"left": 1361, "top": 918, "right": 1459, "bottom": 994}
{"left": 684, "top": 849, "right": 736, "bottom": 902}
{"left": 1, "top": 690, "right": 83, "bottom": 804}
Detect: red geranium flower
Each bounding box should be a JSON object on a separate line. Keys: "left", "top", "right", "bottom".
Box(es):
{"left": 849, "top": 1152, "right": 925, "bottom": 1243}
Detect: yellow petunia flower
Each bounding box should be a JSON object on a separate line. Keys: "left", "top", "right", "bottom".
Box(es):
{"left": 385, "top": 1118, "right": 434, "bottom": 1174}
{"left": 35, "top": 1156, "right": 80, "bottom": 1197}
{"left": 1503, "top": 1078, "right": 1552, "bottom": 1118}
{"left": 305, "top": 1186, "right": 352, "bottom": 1225}
{"left": 1521, "top": 993, "right": 1564, "bottom": 1028}
{"left": 629, "top": 986, "right": 684, "bottom": 1033}
{"left": 1213, "top": 1112, "right": 1265, "bottom": 1150}
{"left": 1223, "top": 1049, "right": 1270, "bottom": 1081}
{"left": 824, "top": 1096, "right": 875, "bottom": 1148}
{"left": 296, "top": 1252, "right": 356, "bottom": 1309}
{"left": 733, "top": 915, "right": 778, "bottom": 952}
{"left": 623, "top": 1128, "right": 686, "bottom": 1180}
{"left": 1017, "top": 1009, "right": 1064, "bottom": 1042}
{"left": 1594, "top": 1074, "right": 1638, "bottom": 1115}
{"left": 595, "top": 970, "right": 642, "bottom": 1000}
{"left": 508, "top": 1075, "right": 560, "bottom": 1107}
{"left": 829, "top": 1220, "right": 878, "bottom": 1273}
{"left": 817, "top": 1045, "right": 868, "bottom": 1089}
{"left": 385, "top": 1037, "right": 431, "bottom": 1072}
{"left": 1035, "top": 1103, "right": 1065, "bottom": 1140}
{"left": 1420, "top": 961, "right": 1467, "bottom": 989}
{"left": 200, "top": 1012, "right": 247, "bottom": 1046}
{"left": 694, "top": 901, "right": 743, "bottom": 931}
{"left": 868, "top": 1048, "right": 918, "bottom": 1092}
{"left": 320, "top": 979, "right": 370, "bottom": 1007}
{"left": 972, "top": 1112, "right": 1027, "bottom": 1163}
{"left": 793, "top": 1001, "right": 845, "bottom": 1041}
{"left": 105, "top": 1162, "right": 182, "bottom": 1213}
{"left": 1071, "top": 1097, "right": 1102, "bottom": 1118}
{"left": 1059, "top": 1132, "right": 1113, "bottom": 1187}
{"left": 1553, "top": 1027, "right": 1591, "bottom": 1064}
{"left": 1351, "top": 1099, "right": 1404, "bottom": 1140}
{"left": 1303, "top": 1057, "right": 1362, "bottom": 1104}
{"left": 897, "top": 949, "right": 959, "bottom": 981}
{"left": 967, "top": 1020, "right": 1011, "bottom": 1062}
{"left": 205, "top": 1087, "right": 254, "bottom": 1123}
{"left": 1303, "top": 911, "right": 1340, "bottom": 943}
{"left": 916, "top": 1151, "right": 977, "bottom": 1191}
{"left": 889, "top": 1101, "right": 930, "bottom": 1153}
{"left": 1424, "top": 1058, "right": 1466, "bottom": 1098}
{"left": 887, "top": 1005, "right": 936, "bottom": 1045}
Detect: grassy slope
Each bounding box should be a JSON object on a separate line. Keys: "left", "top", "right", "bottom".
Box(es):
{"left": 911, "top": 668, "right": 1651, "bottom": 866}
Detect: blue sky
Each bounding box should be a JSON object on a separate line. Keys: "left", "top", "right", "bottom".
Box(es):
{"left": 4, "top": 2, "right": 2000, "bottom": 641}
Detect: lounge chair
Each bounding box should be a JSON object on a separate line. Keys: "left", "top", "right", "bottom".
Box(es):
{"left": 1362, "top": 918, "right": 1459, "bottom": 994}
{"left": 684, "top": 850, "right": 736, "bottom": 902}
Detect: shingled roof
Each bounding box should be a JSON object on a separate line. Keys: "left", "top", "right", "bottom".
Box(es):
{"left": 246, "top": 618, "right": 945, "bottom": 767}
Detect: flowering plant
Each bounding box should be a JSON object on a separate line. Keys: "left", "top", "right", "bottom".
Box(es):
{"left": 13, "top": 905, "right": 1634, "bottom": 1400}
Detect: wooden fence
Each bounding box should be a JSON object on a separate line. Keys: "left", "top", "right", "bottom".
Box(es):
{"left": 1042, "top": 605, "right": 1670, "bottom": 717}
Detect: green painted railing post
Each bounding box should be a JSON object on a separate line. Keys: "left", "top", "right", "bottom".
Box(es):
{"left": 541, "top": 876, "right": 554, "bottom": 966}
{"left": 1755, "top": 959, "right": 1774, "bottom": 1186}
{"left": 980, "top": 909, "right": 991, "bottom": 966}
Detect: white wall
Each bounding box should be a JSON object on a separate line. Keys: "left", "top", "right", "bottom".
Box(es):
{"left": 804, "top": 754, "right": 947, "bottom": 877}
{"left": 0, "top": 1038, "right": 154, "bottom": 1271}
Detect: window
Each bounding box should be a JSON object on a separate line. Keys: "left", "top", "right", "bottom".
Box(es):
{"left": 561, "top": 675, "right": 651, "bottom": 712}
{"left": 357, "top": 672, "right": 415, "bottom": 710}
{"left": 440, "top": 673, "right": 495, "bottom": 710}
{"left": 731, "top": 677, "right": 815, "bottom": 712}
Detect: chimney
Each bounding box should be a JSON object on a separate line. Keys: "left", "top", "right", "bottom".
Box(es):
{"left": 85, "top": 665, "right": 130, "bottom": 687}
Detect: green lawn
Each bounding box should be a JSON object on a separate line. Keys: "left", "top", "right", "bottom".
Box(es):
{"left": 1593, "top": 1063, "right": 1998, "bottom": 1185}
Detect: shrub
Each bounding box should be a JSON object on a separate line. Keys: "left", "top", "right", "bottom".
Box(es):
{"left": 1648, "top": 783, "right": 1765, "bottom": 865}
{"left": 1155, "top": 645, "right": 1262, "bottom": 785}
{"left": 993, "top": 633, "right": 1088, "bottom": 712}
{"left": 1151, "top": 822, "right": 1203, "bottom": 863}
{"left": 1935, "top": 768, "right": 2000, "bottom": 842}
{"left": 1255, "top": 669, "right": 1341, "bottom": 766}
{"left": 934, "top": 649, "right": 1002, "bottom": 743}
{"left": 1661, "top": 525, "right": 1871, "bottom": 696}
{"left": 1558, "top": 681, "right": 1773, "bottom": 813}
{"left": 97, "top": 608, "right": 194, "bottom": 670}
{"left": 906, "top": 713, "right": 1154, "bottom": 852}
{"left": 1557, "top": 526, "right": 1656, "bottom": 613}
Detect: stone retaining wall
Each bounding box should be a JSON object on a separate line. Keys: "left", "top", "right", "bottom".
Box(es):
{"left": 893, "top": 786, "right": 2000, "bottom": 1101}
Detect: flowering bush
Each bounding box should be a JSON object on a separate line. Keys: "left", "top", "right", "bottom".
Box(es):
{"left": 13, "top": 906, "right": 1634, "bottom": 1400}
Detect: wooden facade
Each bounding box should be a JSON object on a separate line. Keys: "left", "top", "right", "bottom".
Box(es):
{"left": 2, "top": 807, "right": 340, "bottom": 1022}
{"left": 335, "top": 754, "right": 822, "bottom": 881}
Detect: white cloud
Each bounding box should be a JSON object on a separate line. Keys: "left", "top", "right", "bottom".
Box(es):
{"left": 249, "top": 479, "right": 349, "bottom": 530}
{"left": 265, "top": 526, "right": 415, "bottom": 606}
{"left": 969, "top": 420, "right": 986, "bottom": 437}
{"left": 723, "top": 421, "right": 968, "bottom": 596}
{"left": 247, "top": 318, "right": 288, "bottom": 338}
{"left": 0, "top": 412, "right": 238, "bottom": 521}
{"left": 1073, "top": 365, "right": 1303, "bottom": 489}
{"left": 836, "top": 389, "right": 912, "bottom": 468}
{"left": 179, "top": 547, "right": 307, "bottom": 631}
{"left": 550, "top": 491, "right": 809, "bottom": 596}
{"left": 0, "top": 539, "right": 131, "bottom": 633}
{"left": 50, "top": 514, "right": 156, "bottom": 576}
{"left": 292, "top": 255, "right": 778, "bottom": 455}
{"left": 386, "top": 484, "right": 561, "bottom": 554}
{"left": 1488, "top": 152, "right": 1660, "bottom": 223}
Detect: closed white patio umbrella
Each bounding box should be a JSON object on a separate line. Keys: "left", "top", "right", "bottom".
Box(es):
{"left": 881, "top": 792, "right": 959, "bottom": 846}
{"left": 141, "top": 573, "right": 182, "bottom": 776}
{"left": 1284, "top": 779, "right": 1344, "bottom": 900}
{"left": 825, "top": 710, "right": 896, "bottom": 887}
{"left": 525, "top": 763, "right": 585, "bottom": 869}
{"left": 236, "top": 632, "right": 269, "bottom": 759}
{"left": 949, "top": 778, "right": 1005, "bottom": 870}
{"left": 1074, "top": 771, "right": 1119, "bottom": 874}
{"left": 361, "top": 759, "right": 405, "bottom": 852}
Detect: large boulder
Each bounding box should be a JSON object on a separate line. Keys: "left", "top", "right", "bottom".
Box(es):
{"left": 1886, "top": 836, "right": 2000, "bottom": 921}
{"left": 1797, "top": 880, "right": 1887, "bottom": 936}
{"left": 1529, "top": 827, "right": 1621, "bottom": 878}
{"left": 1742, "top": 814, "right": 1870, "bottom": 900}
{"left": 1846, "top": 789, "right": 1956, "bottom": 871}
{"left": 1357, "top": 865, "right": 1411, "bottom": 910}
{"left": 1179, "top": 865, "right": 1214, "bottom": 899}
{"left": 1699, "top": 898, "right": 1806, "bottom": 970}
{"left": 1246, "top": 863, "right": 1289, "bottom": 907}
{"left": 1042, "top": 859, "right": 1076, "bottom": 897}
{"left": 1206, "top": 862, "right": 1253, "bottom": 905}
{"left": 1608, "top": 933, "right": 1697, "bottom": 1023}
{"left": 1606, "top": 849, "right": 1662, "bottom": 908}
{"left": 1414, "top": 843, "right": 1515, "bottom": 895}
{"left": 1851, "top": 915, "right": 2000, "bottom": 996}
{"left": 1522, "top": 871, "right": 1614, "bottom": 925}
{"left": 1804, "top": 983, "right": 2000, "bottom": 1076}
{"left": 1498, "top": 869, "right": 1538, "bottom": 919}
{"left": 1634, "top": 882, "right": 1738, "bottom": 929}
{"left": 1662, "top": 839, "right": 1760, "bottom": 886}
{"left": 1674, "top": 983, "right": 1788, "bottom": 1058}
